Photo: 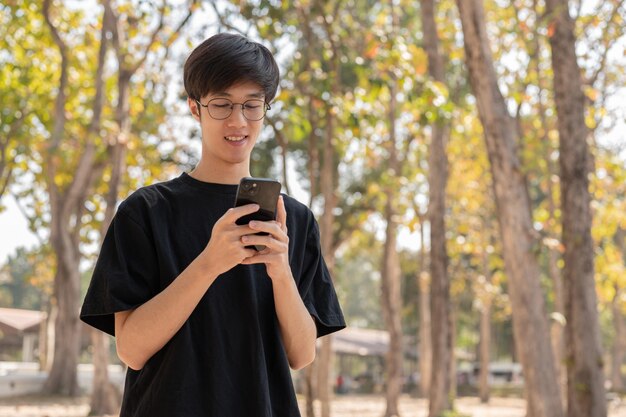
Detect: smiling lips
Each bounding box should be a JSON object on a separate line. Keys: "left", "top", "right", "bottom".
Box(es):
{"left": 225, "top": 135, "right": 247, "bottom": 143}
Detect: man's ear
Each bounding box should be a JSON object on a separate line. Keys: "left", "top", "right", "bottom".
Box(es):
{"left": 188, "top": 97, "right": 201, "bottom": 121}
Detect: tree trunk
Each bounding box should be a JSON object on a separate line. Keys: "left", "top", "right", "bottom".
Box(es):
{"left": 89, "top": 329, "right": 121, "bottom": 414}
{"left": 317, "top": 108, "right": 337, "bottom": 417}
{"left": 421, "top": 1, "right": 452, "bottom": 415}
{"left": 418, "top": 271, "right": 432, "bottom": 398}
{"left": 478, "top": 231, "right": 493, "bottom": 404}
{"left": 549, "top": 243, "right": 567, "bottom": 408}
{"left": 378, "top": 76, "right": 404, "bottom": 417}
{"left": 39, "top": 300, "right": 53, "bottom": 372}
{"left": 304, "top": 362, "right": 317, "bottom": 417}
{"left": 546, "top": 1, "right": 607, "bottom": 416}
{"left": 612, "top": 230, "right": 626, "bottom": 391}
{"left": 456, "top": 2, "right": 564, "bottom": 417}
{"left": 41, "top": 0, "right": 79, "bottom": 395}
{"left": 478, "top": 298, "right": 491, "bottom": 403}
{"left": 535, "top": 42, "right": 567, "bottom": 406}
{"left": 611, "top": 286, "right": 625, "bottom": 392}
{"left": 381, "top": 197, "right": 404, "bottom": 417}
{"left": 43, "top": 236, "right": 81, "bottom": 395}
{"left": 317, "top": 338, "right": 332, "bottom": 417}
{"left": 449, "top": 310, "right": 457, "bottom": 400}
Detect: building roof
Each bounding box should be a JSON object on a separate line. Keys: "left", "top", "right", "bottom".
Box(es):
{"left": 330, "top": 327, "right": 390, "bottom": 356}
{"left": 0, "top": 307, "right": 45, "bottom": 333}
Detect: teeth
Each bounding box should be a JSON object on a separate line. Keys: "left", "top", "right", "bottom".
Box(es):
{"left": 225, "top": 136, "right": 246, "bottom": 142}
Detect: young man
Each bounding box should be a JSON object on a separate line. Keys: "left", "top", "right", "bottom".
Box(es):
{"left": 80, "top": 33, "right": 345, "bottom": 417}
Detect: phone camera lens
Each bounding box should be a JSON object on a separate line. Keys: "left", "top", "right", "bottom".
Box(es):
{"left": 248, "top": 183, "right": 258, "bottom": 195}
{"left": 241, "top": 181, "right": 258, "bottom": 195}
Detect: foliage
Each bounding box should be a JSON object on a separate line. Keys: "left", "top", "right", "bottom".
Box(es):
{"left": 0, "top": 246, "right": 53, "bottom": 310}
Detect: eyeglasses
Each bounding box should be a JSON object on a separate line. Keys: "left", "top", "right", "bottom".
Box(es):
{"left": 195, "top": 98, "right": 270, "bottom": 121}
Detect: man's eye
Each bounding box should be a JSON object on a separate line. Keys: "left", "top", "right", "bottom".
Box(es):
{"left": 212, "top": 103, "right": 231, "bottom": 108}
{"left": 244, "top": 103, "right": 261, "bottom": 109}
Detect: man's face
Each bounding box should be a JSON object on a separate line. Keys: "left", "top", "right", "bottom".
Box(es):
{"left": 188, "top": 81, "right": 266, "bottom": 169}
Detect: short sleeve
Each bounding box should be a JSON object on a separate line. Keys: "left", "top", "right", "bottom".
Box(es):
{"left": 80, "top": 206, "right": 159, "bottom": 336}
{"left": 298, "top": 215, "right": 346, "bottom": 338}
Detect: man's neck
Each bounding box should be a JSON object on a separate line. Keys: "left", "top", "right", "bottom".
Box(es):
{"left": 189, "top": 159, "right": 250, "bottom": 185}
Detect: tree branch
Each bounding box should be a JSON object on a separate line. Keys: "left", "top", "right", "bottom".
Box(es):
{"left": 209, "top": 0, "right": 249, "bottom": 36}
{"left": 129, "top": 0, "right": 197, "bottom": 75}
{"left": 510, "top": 0, "right": 540, "bottom": 131}
{"left": 584, "top": 1, "right": 625, "bottom": 87}
{"left": 0, "top": 114, "right": 26, "bottom": 200}
{"left": 163, "top": 0, "right": 198, "bottom": 49}
{"left": 63, "top": 0, "right": 112, "bottom": 225}
{"left": 42, "top": 0, "right": 69, "bottom": 216}
{"left": 265, "top": 116, "right": 292, "bottom": 196}
{"left": 10, "top": 192, "right": 47, "bottom": 246}
{"left": 42, "top": 0, "right": 68, "bottom": 153}
{"left": 0, "top": 167, "right": 14, "bottom": 201}
{"left": 129, "top": 0, "right": 166, "bottom": 74}
{"left": 89, "top": 0, "right": 113, "bottom": 136}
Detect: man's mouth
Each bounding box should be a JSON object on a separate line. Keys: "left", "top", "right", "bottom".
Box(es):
{"left": 225, "top": 135, "right": 247, "bottom": 142}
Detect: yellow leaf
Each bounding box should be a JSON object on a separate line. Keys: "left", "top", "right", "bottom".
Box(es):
{"left": 409, "top": 45, "right": 428, "bottom": 76}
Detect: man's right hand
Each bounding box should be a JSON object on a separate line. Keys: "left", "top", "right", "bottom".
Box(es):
{"left": 200, "top": 203, "right": 260, "bottom": 276}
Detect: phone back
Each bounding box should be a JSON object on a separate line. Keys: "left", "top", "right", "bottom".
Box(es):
{"left": 234, "top": 177, "right": 281, "bottom": 225}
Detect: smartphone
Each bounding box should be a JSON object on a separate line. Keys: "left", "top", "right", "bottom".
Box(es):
{"left": 234, "top": 177, "right": 282, "bottom": 251}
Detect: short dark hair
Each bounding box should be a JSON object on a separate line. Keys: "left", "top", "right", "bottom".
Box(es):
{"left": 184, "top": 33, "right": 280, "bottom": 103}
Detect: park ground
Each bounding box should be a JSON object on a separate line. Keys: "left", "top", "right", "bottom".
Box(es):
{"left": 0, "top": 394, "right": 625, "bottom": 417}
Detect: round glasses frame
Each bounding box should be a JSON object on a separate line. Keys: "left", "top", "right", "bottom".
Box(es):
{"left": 195, "top": 98, "right": 271, "bottom": 121}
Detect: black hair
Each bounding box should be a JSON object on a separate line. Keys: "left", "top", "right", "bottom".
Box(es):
{"left": 184, "top": 33, "right": 280, "bottom": 103}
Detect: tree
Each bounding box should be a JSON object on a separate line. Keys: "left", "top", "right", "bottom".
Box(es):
{"left": 420, "top": 0, "right": 453, "bottom": 414}
{"left": 418, "top": 270, "right": 432, "bottom": 398}
{"left": 455, "top": 1, "right": 564, "bottom": 416}
{"left": 0, "top": 1, "right": 57, "bottom": 205}
{"left": 0, "top": 247, "right": 50, "bottom": 310}
{"left": 379, "top": 76, "right": 404, "bottom": 417}
{"left": 546, "top": 1, "right": 608, "bottom": 415}
{"left": 593, "top": 151, "right": 626, "bottom": 392}
{"left": 40, "top": 0, "right": 109, "bottom": 394}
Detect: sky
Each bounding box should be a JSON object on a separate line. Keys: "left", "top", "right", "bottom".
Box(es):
{"left": 0, "top": 196, "right": 39, "bottom": 264}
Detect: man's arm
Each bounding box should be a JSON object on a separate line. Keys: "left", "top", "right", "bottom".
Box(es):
{"left": 114, "top": 204, "right": 260, "bottom": 370}
{"left": 241, "top": 196, "right": 317, "bottom": 370}
{"left": 270, "top": 274, "right": 317, "bottom": 370}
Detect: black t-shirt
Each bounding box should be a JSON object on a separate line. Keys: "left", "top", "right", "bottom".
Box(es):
{"left": 80, "top": 173, "right": 345, "bottom": 417}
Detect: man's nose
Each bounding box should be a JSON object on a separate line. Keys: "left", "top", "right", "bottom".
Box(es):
{"left": 226, "top": 104, "right": 247, "bottom": 126}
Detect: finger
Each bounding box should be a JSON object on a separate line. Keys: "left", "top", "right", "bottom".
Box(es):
{"left": 241, "top": 234, "right": 287, "bottom": 252}
{"left": 245, "top": 247, "right": 258, "bottom": 256}
{"left": 248, "top": 221, "right": 287, "bottom": 241}
{"left": 241, "top": 253, "right": 277, "bottom": 265}
{"left": 239, "top": 248, "right": 259, "bottom": 260}
{"left": 276, "top": 195, "right": 287, "bottom": 231}
{"left": 223, "top": 204, "right": 260, "bottom": 223}
{"left": 233, "top": 225, "right": 257, "bottom": 236}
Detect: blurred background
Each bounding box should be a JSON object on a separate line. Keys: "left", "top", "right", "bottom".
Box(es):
{"left": 0, "top": 0, "right": 625, "bottom": 416}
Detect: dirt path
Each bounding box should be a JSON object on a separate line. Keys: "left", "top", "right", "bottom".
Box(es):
{"left": 0, "top": 394, "right": 625, "bottom": 417}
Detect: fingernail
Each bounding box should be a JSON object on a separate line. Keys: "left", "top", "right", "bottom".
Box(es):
{"left": 242, "top": 236, "right": 249, "bottom": 242}
{"left": 249, "top": 221, "right": 258, "bottom": 228}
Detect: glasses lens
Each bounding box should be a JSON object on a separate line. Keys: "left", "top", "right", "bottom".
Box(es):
{"left": 206, "top": 99, "right": 268, "bottom": 120}
{"left": 242, "top": 100, "right": 267, "bottom": 121}
{"left": 208, "top": 99, "right": 233, "bottom": 120}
